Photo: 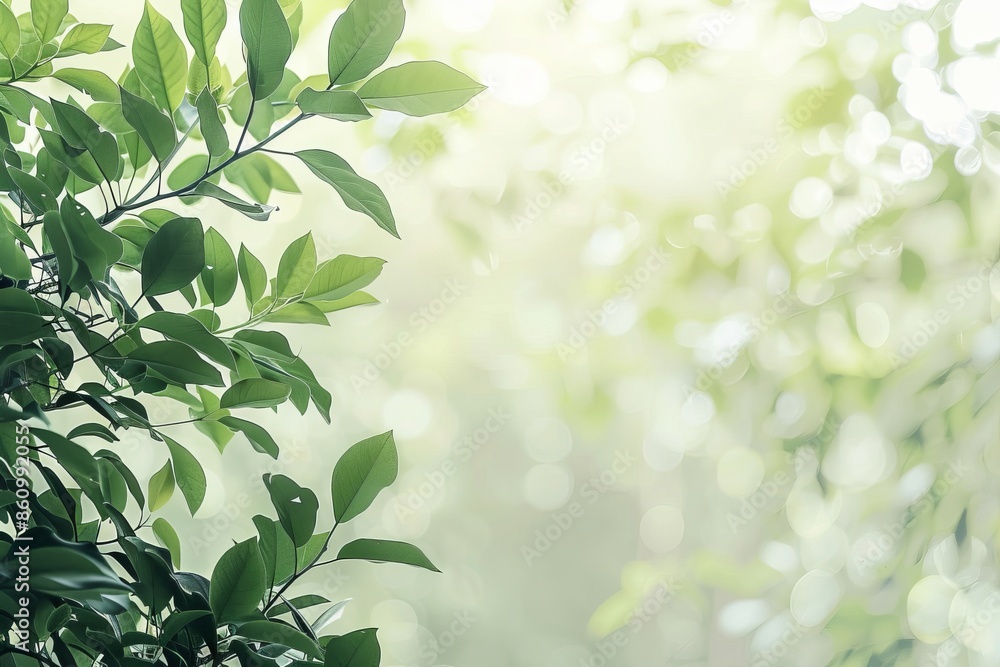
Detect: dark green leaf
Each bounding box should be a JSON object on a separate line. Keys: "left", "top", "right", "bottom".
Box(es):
{"left": 120, "top": 86, "right": 177, "bottom": 162}
{"left": 218, "top": 416, "right": 279, "bottom": 458}
{"left": 165, "top": 435, "right": 207, "bottom": 514}
{"left": 127, "top": 340, "right": 224, "bottom": 386}
{"left": 210, "top": 538, "right": 266, "bottom": 623}
{"left": 237, "top": 620, "right": 323, "bottom": 660}
{"left": 264, "top": 474, "right": 318, "bottom": 548}
{"left": 196, "top": 86, "right": 229, "bottom": 157}
{"left": 141, "top": 217, "right": 205, "bottom": 296}
{"left": 296, "top": 150, "right": 397, "bottom": 237}
{"left": 337, "top": 538, "right": 439, "bottom": 572}
{"left": 137, "top": 311, "right": 236, "bottom": 369}
{"left": 324, "top": 628, "right": 380, "bottom": 667}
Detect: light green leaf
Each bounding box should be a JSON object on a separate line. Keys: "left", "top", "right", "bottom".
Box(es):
{"left": 152, "top": 517, "right": 181, "bottom": 567}
{"left": 210, "top": 538, "right": 266, "bottom": 622}
{"left": 305, "top": 255, "right": 384, "bottom": 302}
{"left": 0, "top": 218, "right": 32, "bottom": 280}
{"left": 264, "top": 474, "right": 318, "bottom": 548}
{"left": 133, "top": 1, "right": 189, "bottom": 111}
{"left": 164, "top": 436, "right": 207, "bottom": 514}
{"left": 331, "top": 431, "right": 398, "bottom": 523}
{"left": 196, "top": 86, "right": 229, "bottom": 157}
{"left": 52, "top": 69, "right": 120, "bottom": 102}
{"left": 59, "top": 24, "right": 112, "bottom": 56}
{"left": 337, "top": 538, "right": 439, "bottom": 572}
{"left": 238, "top": 243, "right": 267, "bottom": 305}
{"left": 327, "top": 0, "right": 404, "bottom": 86}
{"left": 311, "top": 291, "right": 379, "bottom": 314}
{"left": 147, "top": 460, "right": 174, "bottom": 512}
{"left": 297, "top": 88, "right": 371, "bottom": 122}
{"left": 240, "top": 0, "right": 292, "bottom": 100}
{"left": 296, "top": 150, "right": 397, "bottom": 238}
{"left": 358, "top": 61, "right": 486, "bottom": 117}
{"left": 120, "top": 86, "right": 177, "bottom": 162}
{"left": 31, "top": 0, "right": 68, "bottom": 45}
{"left": 190, "top": 181, "right": 275, "bottom": 221}
{"left": 0, "top": 3, "right": 20, "bottom": 59}
{"left": 220, "top": 378, "right": 291, "bottom": 410}
{"left": 182, "top": 0, "right": 227, "bottom": 66}
{"left": 276, "top": 233, "right": 316, "bottom": 298}
{"left": 141, "top": 217, "right": 205, "bottom": 296}
{"left": 263, "top": 302, "right": 329, "bottom": 326}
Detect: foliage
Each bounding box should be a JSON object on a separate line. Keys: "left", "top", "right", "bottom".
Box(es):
{"left": 0, "top": 0, "right": 484, "bottom": 664}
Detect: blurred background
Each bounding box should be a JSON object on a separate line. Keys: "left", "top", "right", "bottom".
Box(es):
{"left": 64, "top": 0, "right": 1000, "bottom": 665}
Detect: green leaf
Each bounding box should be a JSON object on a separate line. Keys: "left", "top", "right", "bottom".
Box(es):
{"left": 152, "top": 517, "right": 182, "bottom": 567}
{"left": 218, "top": 416, "right": 279, "bottom": 458}
{"left": 52, "top": 68, "right": 120, "bottom": 102}
{"left": 237, "top": 620, "right": 323, "bottom": 659}
{"left": 296, "top": 88, "right": 371, "bottom": 122}
{"left": 159, "top": 610, "right": 214, "bottom": 646}
{"left": 264, "top": 474, "right": 318, "bottom": 548}
{"left": 305, "top": 255, "right": 385, "bottom": 302}
{"left": 324, "top": 628, "right": 380, "bottom": 667}
{"left": 147, "top": 460, "right": 174, "bottom": 511}
{"left": 11, "top": 167, "right": 58, "bottom": 213}
{"left": 127, "top": 340, "right": 224, "bottom": 386}
{"left": 164, "top": 435, "right": 207, "bottom": 514}
{"left": 138, "top": 311, "right": 236, "bottom": 369}
{"left": 326, "top": 0, "right": 404, "bottom": 86}
{"left": 337, "top": 538, "right": 439, "bottom": 572}
{"left": 196, "top": 86, "right": 229, "bottom": 157}
{"left": 263, "top": 302, "right": 329, "bottom": 326}
{"left": 202, "top": 227, "right": 238, "bottom": 306}
{"left": 59, "top": 24, "right": 113, "bottom": 56}
{"left": 210, "top": 538, "right": 266, "bottom": 623}
{"left": 221, "top": 378, "right": 291, "bottom": 409}
{"left": 238, "top": 243, "right": 268, "bottom": 305}
{"left": 141, "top": 217, "right": 205, "bottom": 297}
{"left": 276, "top": 233, "right": 316, "bottom": 298}
{"left": 182, "top": 0, "right": 227, "bottom": 66}
{"left": 267, "top": 594, "right": 330, "bottom": 618}
{"left": 0, "top": 218, "right": 31, "bottom": 280}
{"left": 190, "top": 181, "right": 275, "bottom": 221}
{"left": 120, "top": 86, "right": 177, "bottom": 162}
{"left": 0, "top": 3, "right": 20, "bottom": 59}
{"left": 240, "top": 0, "right": 292, "bottom": 100}
{"left": 133, "top": 1, "right": 189, "bottom": 111}
{"left": 332, "top": 431, "right": 398, "bottom": 523}
{"left": 296, "top": 150, "right": 397, "bottom": 237}
{"left": 31, "top": 0, "right": 68, "bottom": 45}
{"left": 357, "top": 61, "right": 486, "bottom": 117}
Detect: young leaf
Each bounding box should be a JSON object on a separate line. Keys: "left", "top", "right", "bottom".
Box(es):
{"left": 220, "top": 379, "right": 291, "bottom": 410}
{"left": 264, "top": 474, "right": 318, "bottom": 548}
{"left": 238, "top": 243, "right": 268, "bottom": 305}
{"left": 133, "top": 1, "right": 189, "bottom": 111}
{"left": 296, "top": 88, "right": 371, "bottom": 122}
{"left": 240, "top": 0, "right": 292, "bottom": 100}
{"left": 331, "top": 431, "right": 398, "bottom": 523}
{"left": 120, "top": 86, "right": 177, "bottom": 162}
{"left": 165, "top": 436, "right": 207, "bottom": 515}
{"left": 326, "top": 0, "right": 404, "bottom": 86}
{"left": 210, "top": 538, "right": 266, "bottom": 623}
{"left": 337, "top": 538, "right": 439, "bottom": 572}
{"left": 31, "top": 0, "right": 68, "bottom": 45}
{"left": 305, "top": 256, "right": 385, "bottom": 302}
{"left": 147, "top": 460, "right": 175, "bottom": 511}
{"left": 181, "top": 0, "right": 227, "bottom": 67}
{"left": 141, "top": 217, "right": 205, "bottom": 297}
{"left": 196, "top": 87, "right": 229, "bottom": 157}
{"left": 59, "top": 24, "right": 113, "bottom": 56}
{"left": 296, "top": 150, "right": 397, "bottom": 237}
{"left": 324, "top": 628, "right": 380, "bottom": 667}
{"left": 152, "top": 517, "right": 182, "bottom": 567}
{"left": 357, "top": 61, "right": 486, "bottom": 117}
{"left": 276, "top": 233, "right": 316, "bottom": 298}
